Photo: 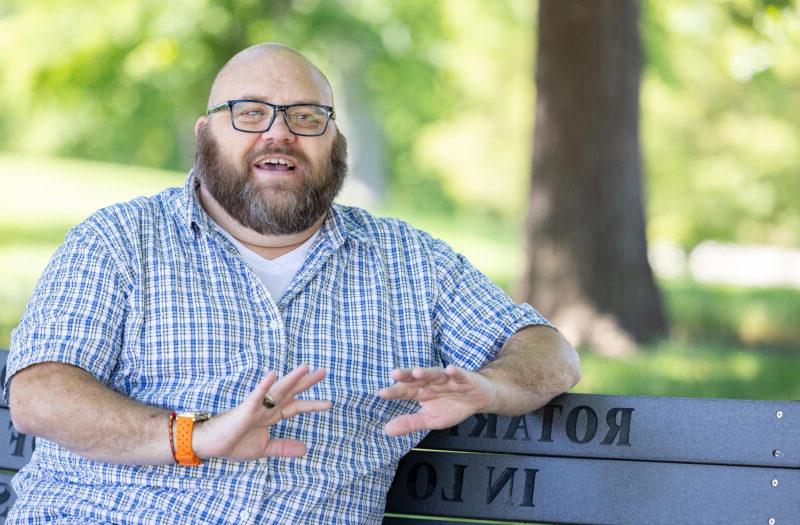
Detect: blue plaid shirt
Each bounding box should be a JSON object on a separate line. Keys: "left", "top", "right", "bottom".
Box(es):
{"left": 6, "top": 172, "right": 549, "bottom": 524}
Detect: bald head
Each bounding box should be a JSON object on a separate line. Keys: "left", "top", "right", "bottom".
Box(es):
{"left": 207, "top": 43, "right": 333, "bottom": 109}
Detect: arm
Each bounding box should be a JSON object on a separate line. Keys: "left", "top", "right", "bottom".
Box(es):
{"left": 10, "top": 361, "right": 331, "bottom": 465}
{"left": 378, "top": 324, "right": 580, "bottom": 436}
{"left": 476, "top": 324, "right": 580, "bottom": 415}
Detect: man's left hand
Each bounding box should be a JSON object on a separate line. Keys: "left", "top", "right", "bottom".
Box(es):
{"left": 377, "top": 366, "right": 496, "bottom": 436}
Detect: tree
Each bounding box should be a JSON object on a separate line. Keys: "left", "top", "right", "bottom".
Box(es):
{"left": 520, "top": 0, "right": 666, "bottom": 355}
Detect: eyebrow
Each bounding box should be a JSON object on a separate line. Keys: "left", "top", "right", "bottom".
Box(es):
{"left": 237, "top": 94, "right": 327, "bottom": 106}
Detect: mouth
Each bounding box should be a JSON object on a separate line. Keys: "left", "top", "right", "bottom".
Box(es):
{"left": 252, "top": 156, "right": 297, "bottom": 173}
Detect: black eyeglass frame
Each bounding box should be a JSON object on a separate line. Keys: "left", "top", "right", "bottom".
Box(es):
{"left": 206, "top": 99, "right": 336, "bottom": 136}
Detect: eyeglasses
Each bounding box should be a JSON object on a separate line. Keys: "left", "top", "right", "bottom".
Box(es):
{"left": 206, "top": 99, "right": 335, "bottom": 136}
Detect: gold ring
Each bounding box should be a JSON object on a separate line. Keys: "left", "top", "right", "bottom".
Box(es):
{"left": 262, "top": 392, "right": 278, "bottom": 409}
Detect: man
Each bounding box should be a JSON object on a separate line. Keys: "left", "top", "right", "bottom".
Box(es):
{"left": 5, "top": 43, "right": 580, "bottom": 524}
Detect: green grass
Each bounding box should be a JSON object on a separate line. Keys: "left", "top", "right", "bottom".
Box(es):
{"left": 2, "top": 152, "right": 799, "bottom": 402}
{"left": 663, "top": 279, "right": 800, "bottom": 349}
{"left": 575, "top": 341, "right": 800, "bottom": 400}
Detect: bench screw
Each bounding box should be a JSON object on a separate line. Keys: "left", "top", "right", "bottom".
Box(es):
{"left": 771, "top": 479, "right": 779, "bottom": 487}
{"left": 773, "top": 449, "right": 782, "bottom": 457}
{"left": 768, "top": 518, "right": 775, "bottom": 525}
{"left": 776, "top": 411, "right": 783, "bottom": 419}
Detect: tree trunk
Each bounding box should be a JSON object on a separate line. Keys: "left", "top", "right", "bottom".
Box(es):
{"left": 521, "top": 0, "right": 666, "bottom": 355}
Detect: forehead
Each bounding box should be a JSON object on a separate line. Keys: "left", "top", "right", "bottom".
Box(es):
{"left": 211, "top": 52, "right": 332, "bottom": 106}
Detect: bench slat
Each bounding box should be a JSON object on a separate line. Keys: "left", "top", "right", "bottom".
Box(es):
{"left": 0, "top": 472, "right": 17, "bottom": 521}
{"left": 419, "top": 393, "right": 800, "bottom": 468}
{"left": 0, "top": 409, "right": 34, "bottom": 471}
{"left": 386, "top": 450, "right": 799, "bottom": 525}
{"left": 0, "top": 350, "right": 7, "bottom": 403}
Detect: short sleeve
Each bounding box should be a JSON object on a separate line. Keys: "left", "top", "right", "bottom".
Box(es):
{"left": 4, "top": 224, "right": 129, "bottom": 402}
{"left": 428, "top": 236, "right": 550, "bottom": 371}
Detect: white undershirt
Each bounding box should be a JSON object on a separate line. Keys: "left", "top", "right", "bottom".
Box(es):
{"left": 211, "top": 220, "right": 321, "bottom": 301}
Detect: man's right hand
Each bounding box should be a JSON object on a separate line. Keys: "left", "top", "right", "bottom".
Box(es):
{"left": 193, "top": 364, "right": 331, "bottom": 461}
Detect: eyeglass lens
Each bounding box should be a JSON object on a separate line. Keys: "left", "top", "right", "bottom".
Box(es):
{"left": 231, "top": 101, "right": 329, "bottom": 135}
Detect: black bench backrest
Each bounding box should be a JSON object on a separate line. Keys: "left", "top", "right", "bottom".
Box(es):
{"left": 0, "top": 350, "right": 797, "bottom": 524}
{"left": 384, "top": 388, "right": 800, "bottom": 523}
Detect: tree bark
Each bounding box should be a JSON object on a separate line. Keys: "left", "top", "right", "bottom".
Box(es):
{"left": 521, "top": 0, "right": 666, "bottom": 354}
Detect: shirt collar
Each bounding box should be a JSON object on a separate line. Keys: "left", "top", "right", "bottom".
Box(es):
{"left": 174, "top": 170, "right": 207, "bottom": 242}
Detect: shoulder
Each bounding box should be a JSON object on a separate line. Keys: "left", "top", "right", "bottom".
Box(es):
{"left": 333, "top": 204, "right": 446, "bottom": 255}
{"left": 331, "top": 204, "right": 464, "bottom": 286}
{"left": 82, "top": 187, "right": 180, "bottom": 234}
{"left": 67, "top": 186, "right": 182, "bottom": 264}
{"left": 77, "top": 186, "right": 180, "bottom": 237}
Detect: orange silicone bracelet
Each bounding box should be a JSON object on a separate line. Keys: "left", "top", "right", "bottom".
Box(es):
{"left": 174, "top": 415, "right": 202, "bottom": 466}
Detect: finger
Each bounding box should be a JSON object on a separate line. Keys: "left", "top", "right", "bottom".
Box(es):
{"left": 383, "top": 413, "right": 431, "bottom": 437}
{"left": 411, "top": 367, "right": 445, "bottom": 381}
{"left": 263, "top": 438, "right": 308, "bottom": 457}
{"left": 388, "top": 369, "right": 443, "bottom": 391}
{"left": 413, "top": 370, "right": 451, "bottom": 388}
{"left": 247, "top": 371, "right": 278, "bottom": 405}
{"left": 377, "top": 382, "right": 418, "bottom": 400}
{"left": 268, "top": 363, "right": 312, "bottom": 400}
{"left": 390, "top": 368, "right": 414, "bottom": 382}
{"left": 286, "top": 367, "right": 327, "bottom": 399}
{"left": 444, "top": 365, "right": 471, "bottom": 384}
{"left": 280, "top": 399, "right": 333, "bottom": 419}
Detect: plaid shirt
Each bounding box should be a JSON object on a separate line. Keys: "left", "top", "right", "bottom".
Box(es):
{"left": 6, "top": 172, "right": 549, "bottom": 524}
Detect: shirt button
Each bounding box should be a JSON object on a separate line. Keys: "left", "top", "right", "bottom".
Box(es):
{"left": 269, "top": 319, "right": 281, "bottom": 330}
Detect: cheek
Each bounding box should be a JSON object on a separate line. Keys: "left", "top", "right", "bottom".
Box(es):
{"left": 224, "top": 141, "right": 258, "bottom": 167}
{"left": 308, "top": 135, "right": 335, "bottom": 164}
{"left": 215, "top": 124, "right": 258, "bottom": 160}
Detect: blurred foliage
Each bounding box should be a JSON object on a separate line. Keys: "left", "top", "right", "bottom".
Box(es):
{"left": 0, "top": 0, "right": 463, "bottom": 209}
{"left": 0, "top": 0, "right": 798, "bottom": 244}
{"left": 642, "top": 0, "right": 800, "bottom": 249}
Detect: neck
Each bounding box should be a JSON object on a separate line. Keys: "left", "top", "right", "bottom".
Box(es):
{"left": 198, "top": 183, "right": 325, "bottom": 260}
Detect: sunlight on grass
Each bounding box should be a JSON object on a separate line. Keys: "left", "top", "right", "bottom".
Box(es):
{"left": 574, "top": 341, "right": 800, "bottom": 400}
{"left": 0, "top": 153, "right": 185, "bottom": 226}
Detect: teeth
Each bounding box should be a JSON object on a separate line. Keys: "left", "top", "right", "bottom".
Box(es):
{"left": 259, "top": 158, "right": 295, "bottom": 168}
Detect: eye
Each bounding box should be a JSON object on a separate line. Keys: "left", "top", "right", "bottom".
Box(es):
{"left": 288, "top": 106, "right": 327, "bottom": 128}
{"left": 234, "top": 103, "right": 271, "bottom": 121}
{"left": 240, "top": 109, "right": 265, "bottom": 118}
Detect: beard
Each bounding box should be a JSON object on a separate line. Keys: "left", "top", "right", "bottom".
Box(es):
{"left": 194, "top": 126, "right": 348, "bottom": 235}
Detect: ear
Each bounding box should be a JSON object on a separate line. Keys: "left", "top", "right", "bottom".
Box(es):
{"left": 194, "top": 116, "right": 208, "bottom": 139}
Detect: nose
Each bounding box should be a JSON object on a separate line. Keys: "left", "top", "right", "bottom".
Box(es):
{"left": 260, "top": 111, "right": 296, "bottom": 143}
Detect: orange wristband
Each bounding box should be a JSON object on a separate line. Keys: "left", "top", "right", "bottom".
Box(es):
{"left": 173, "top": 412, "right": 211, "bottom": 467}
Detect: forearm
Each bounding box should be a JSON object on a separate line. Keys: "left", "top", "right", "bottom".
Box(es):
{"left": 478, "top": 324, "right": 580, "bottom": 416}
{"left": 9, "top": 362, "right": 174, "bottom": 465}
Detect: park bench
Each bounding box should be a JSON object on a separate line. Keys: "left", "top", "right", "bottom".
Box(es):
{"left": 0, "top": 349, "right": 798, "bottom": 524}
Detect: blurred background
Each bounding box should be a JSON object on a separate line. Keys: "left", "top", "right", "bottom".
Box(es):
{"left": 0, "top": 0, "right": 798, "bottom": 399}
